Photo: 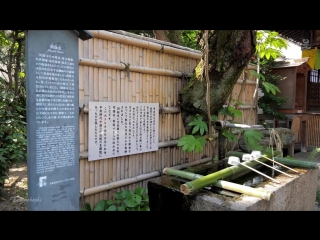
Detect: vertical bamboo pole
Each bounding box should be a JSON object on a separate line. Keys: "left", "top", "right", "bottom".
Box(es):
{"left": 119, "top": 43, "right": 125, "bottom": 192}
{"left": 78, "top": 38, "right": 84, "bottom": 199}
{"left": 103, "top": 40, "right": 108, "bottom": 62}
{"left": 99, "top": 67, "right": 105, "bottom": 201}
{"left": 78, "top": 40, "right": 83, "bottom": 161}
{"left": 111, "top": 42, "right": 117, "bottom": 195}
{"left": 93, "top": 62, "right": 100, "bottom": 203}
{"left": 83, "top": 40, "right": 89, "bottom": 109}
{"left": 88, "top": 38, "right": 95, "bottom": 204}
{"left": 79, "top": 38, "right": 85, "bottom": 190}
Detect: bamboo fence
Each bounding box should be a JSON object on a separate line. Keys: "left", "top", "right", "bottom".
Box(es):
{"left": 306, "top": 114, "right": 320, "bottom": 147}
{"left": 78, "top": 30, "right": 258, "bottom": 208}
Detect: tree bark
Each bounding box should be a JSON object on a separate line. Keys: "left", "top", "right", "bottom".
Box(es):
{"left": 153, "top": 30, "right": 182, "bottom": 45}
{"left": 179, "top": 30, "right": 256, "bottom": 134}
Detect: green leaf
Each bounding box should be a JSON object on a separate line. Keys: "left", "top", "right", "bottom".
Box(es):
{"left": 117, "top": 206, "right": 126, "bottom": 211}
{"left": 192, "top": 125, "right": 200, "bottom": 134}
{"left": 124, "top": 197, "right": 139, "bottom": 208}
{"left": 82, "top": 203, "right": 91, "bottom": 211}
{"left": 178, "top": 135, "right": 206, "bottom": 153}
{"left": 188, "top": 116, "right": 208, "bottom": 135}
{"left": 243, "top": 129, "right": 263, "bottom": 151}
{"left": 106, "top": 205, "right": 117, "bottom": 211}
{"left": 211, "top": 115, "right": 218, "bottom": 122}
{"left": 93, "top": 200, "right": 108, "bottom": 211}
{"left": 263, "top": 82, "right": 280, "bottom": 95}
{"left": 222, "top": 131, "right": 238, "bottom": 143}
{"left": 134, "top": 187, "right": 145, "bottom": 196}
{"left": 115, "top": 190, "right": 131, "bottom": 200}
{"left": 141, "top": 205, "right": 150, "bottom": 211}
{"left": 142, "top": 195, "right": 149, "bottom": 201}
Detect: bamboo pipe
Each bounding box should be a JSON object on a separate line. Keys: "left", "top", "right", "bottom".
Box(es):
{"left": 228, "top": 151, "right": 320, "bottom": 169}
{"left": 80, "top": 157, "right": 212, "bottom": 197}
{"left": 169, "top": 157, "right": 212, "bottom": 170}
{"left": 108, "top": 30, "right": 202, "bottom": 54}
{"left": 80, "top": 171, "right": 160, "bottom": 197}
{"left": 180, "top": 157, "right": 270, "bottom": 195}
{"left": 89, "top": 30, "right": 202, "bottom": 60}
{"left": 79, "top": 58, "right": 190, "bottom": 78}
{"left": 78, "top": 131, "right": 242, "bottom": 159}
{"left": 163, "top": 168, "right": 274, "bottom": 201}
{"left": 80, "top": 105, "right": 254, "bottom": 115}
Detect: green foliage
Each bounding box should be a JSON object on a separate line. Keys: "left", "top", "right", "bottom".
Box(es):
{"left": 308, "top": 148, "right": 320, "bottom": 162}
{"left": 261, "top": 82, "right": 280, "bottom": 95}
{"left": 284, "top": 155, "right": 296, "bottom": 160}
{"left": 177, "top": 135, "right": 206, "bottom": 153}
{"left": 0, "top": 30, "right": 26, "bottom": 189}
{"left": 0, "top": 90, "right": 27, "bottom": 186}
{"left": 256, "top": 59, "right": 288, "bottom": 120}
{"left": 250, "top": 31, "right": 289, "bottom": 120}
{"left": 255, "top": 30, "right": 288, "bottom": 60}
{"left": 177, "top": 115, "right": 207, "bottom": 153}
{"left": 316, "top": 191, "right": 320, "bottom": 205}
{"left": 177, "top": 106, "right": 259, "bottom": 155}
{"left": 188, "top": 115, "right": 208, "bottom": 135}
{"left": 83, "top": 187, "right": 150, "bottom": 211}
{"left": 125, "top": 30, "right": 154, "bottom": 38}
{"left": 222, "top": 130, "right": 238, "bottom": 143}
{"left": 243, "top": 129, "right": 263, "bottom": 151}
{"left": 180, "top": 30, "right": 199, "bottom": 50}
{"left": 219, "top": 104, "right": 242, "bottom": 119}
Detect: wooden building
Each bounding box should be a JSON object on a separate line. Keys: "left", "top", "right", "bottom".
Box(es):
{"left": 271, "top": 57, "right": 312, "bottom": 114}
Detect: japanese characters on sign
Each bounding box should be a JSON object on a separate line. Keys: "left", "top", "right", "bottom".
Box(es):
{"left": 26, "top": 30, "right": 80, "bottom": 211}
{"left": 88, "top": 102, "right": 159, "bottom": 161}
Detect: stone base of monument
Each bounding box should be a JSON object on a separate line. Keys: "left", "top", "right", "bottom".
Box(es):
{"left": 147, "top": 165, "right": 319, "bottom": 211}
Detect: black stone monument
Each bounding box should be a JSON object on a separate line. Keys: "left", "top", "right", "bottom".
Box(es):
{"left": 26, "top": 30, "right": 92, "bottom": 210}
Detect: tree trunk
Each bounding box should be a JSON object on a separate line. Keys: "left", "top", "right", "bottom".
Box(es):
{"left": 153, "top": 30, "right": 182, "bottom": 45}
{"left": 179, "top": 30, "right": 256, "bottom": 134}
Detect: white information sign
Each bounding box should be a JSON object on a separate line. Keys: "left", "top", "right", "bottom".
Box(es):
{"left": 88, "top": 102, "right": 159, "bottom": 161}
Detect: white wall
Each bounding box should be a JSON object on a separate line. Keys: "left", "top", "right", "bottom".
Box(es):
{"left": 281, "top": 41, "right": 302, "bottom": 59}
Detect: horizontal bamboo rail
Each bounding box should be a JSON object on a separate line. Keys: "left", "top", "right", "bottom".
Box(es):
{"left": 79, "top": 58, "right": 192, "bottom": 78}
{"left": 79, "top": 105, "right": 255, "bottom": 115}
{"left": 88, "top": 30, "right": 202, "bottom": 59}
{"left": 80, "top": 171, "right": 160, "bottom": 197}
{"left": 80, "top": 157, "right": 212, "bottom": 197}
{"left": 80, "top": 106, "right": 181, "bottom": 114}
{"left": 79, "top": 130, "right": 243, "bottom": 160}
{"left": 109, "top": 30, "right": 202, "bottom": 54}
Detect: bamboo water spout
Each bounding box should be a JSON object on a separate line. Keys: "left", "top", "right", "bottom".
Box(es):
{"left": 163, "top": 167, "right": 274, "bottom": 200}
{"left": 179, "top": 156, "right": 271, "bottom": 195}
